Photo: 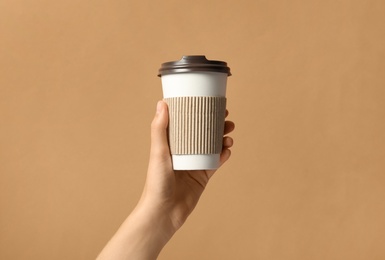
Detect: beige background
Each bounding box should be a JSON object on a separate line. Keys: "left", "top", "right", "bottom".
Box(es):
{"left": 1, "top": 0, "right": 384, "bottom": 259}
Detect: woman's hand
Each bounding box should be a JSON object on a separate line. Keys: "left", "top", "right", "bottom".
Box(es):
{"left": 97, "top": 101, "right": 235, "bottom": 260}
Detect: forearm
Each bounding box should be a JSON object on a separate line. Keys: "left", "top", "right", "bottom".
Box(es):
{"left": 96, "top": 201, "right": 175, "bottom": 260}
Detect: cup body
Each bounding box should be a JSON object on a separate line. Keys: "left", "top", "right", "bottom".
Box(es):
{"left": 158, "top": 56, "right": 230, "bottom": 170}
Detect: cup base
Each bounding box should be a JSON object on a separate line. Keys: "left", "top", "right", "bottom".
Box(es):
{"left": 172, "top": 154, "right": 220, "bottom": 170}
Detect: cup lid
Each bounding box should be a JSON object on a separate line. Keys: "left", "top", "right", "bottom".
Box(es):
{"left": 158, "top": 55, "right": 231, "bottom": 77}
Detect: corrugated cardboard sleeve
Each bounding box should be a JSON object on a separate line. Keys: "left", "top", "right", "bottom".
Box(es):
{"left": 164, "top": 96, "right": 227, "bottom": 155}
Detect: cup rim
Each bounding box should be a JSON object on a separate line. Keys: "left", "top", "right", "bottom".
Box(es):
{"left": 158, "top": 55, "right": 231, "bottom": 77}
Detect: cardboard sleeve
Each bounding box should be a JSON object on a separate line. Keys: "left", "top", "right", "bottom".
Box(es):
{"left": 164, "top": 96, "right": 227, "bottom": 155}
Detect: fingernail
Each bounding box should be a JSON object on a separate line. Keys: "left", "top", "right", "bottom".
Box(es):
{"left": 156, "top": 101, "right": 162, "bottom": 114}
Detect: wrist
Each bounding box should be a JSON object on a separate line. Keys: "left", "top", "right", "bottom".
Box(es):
{"left": 133, "top": 198, "right": 177, "bottom": 243}
{"left": 97, "top": 199, "right": 176, "bottom": 260}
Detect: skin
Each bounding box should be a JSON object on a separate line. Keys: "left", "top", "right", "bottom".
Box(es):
{"left": 97, "top": 101, "right": 235, "bottom": 260}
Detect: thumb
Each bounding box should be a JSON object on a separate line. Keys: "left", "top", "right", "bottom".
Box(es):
{"left": 149, "top": 101, "right": 171, "bottom": 164}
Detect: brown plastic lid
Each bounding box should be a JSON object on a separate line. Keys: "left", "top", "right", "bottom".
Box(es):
{"left": 158, "top": 55, "right": 231, "bottom": 77}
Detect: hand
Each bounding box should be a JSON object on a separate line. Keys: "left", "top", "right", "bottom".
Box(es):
{"left": 141, "top": 100, "right": 235, "bottom": 231}
{"left": 97, "top": 100, "right": 234, "bottom": 260}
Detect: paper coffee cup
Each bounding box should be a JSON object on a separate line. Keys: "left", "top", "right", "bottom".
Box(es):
{"left": 158, "top": 55, "right": 231, "bottom": 170}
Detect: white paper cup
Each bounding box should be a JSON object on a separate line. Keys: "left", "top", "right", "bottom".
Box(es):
{"left": 158, "top": 56, "right": 231, "bottom": 170}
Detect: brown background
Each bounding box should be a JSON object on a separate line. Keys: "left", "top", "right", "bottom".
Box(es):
{"left": 1, "top": 0, "right": 384, "bottom": 259}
